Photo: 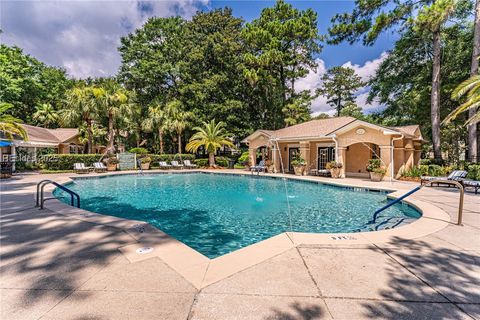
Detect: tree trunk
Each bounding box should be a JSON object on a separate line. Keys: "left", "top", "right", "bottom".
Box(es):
{"left": 469, "top": 0, "right": 480, "bottom": 162}
{"left": 431, "top": 30, "right": 442, "bottom": 161}
{"left": 86, "top": 118, "right": 93, "bottom": 154}
{"left": 106, "top": 112, "right": 115, "bottom": 155}
{"left": 177, "top": 132, "right": 182, "bottom": 154}
{"left": 209, "top": 152, "right": 215, "bottom": 167}
{"left": 158, "top": 128, "right": 164, "bottom": 154}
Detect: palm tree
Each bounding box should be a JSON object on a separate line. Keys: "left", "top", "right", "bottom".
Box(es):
{"left": 142, "top": 101, "right": 167, "bottom": 154}
{"left": 165, "top": 100, "right": 193, "bottom": 154}
{"left": 92, "top": 80, "right": 129, "bottom": 155}
{"left": 0, "top": 102, "right": 28, "bottom": 140}
{"left": 61, "top": 86, "right": 97, "bottom": 153}
{"left": 444, "top": 75, "right": 480, "bottom": 125}
{"left": 186, "top": 120, "right": 234, "bottom": 166}
{"left": 33, "top": 103, "right": 59, "bottom": 128}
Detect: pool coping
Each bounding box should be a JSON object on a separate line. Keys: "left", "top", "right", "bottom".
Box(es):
{"left": 42, "top": 169, "right": 450, "bottom": 289}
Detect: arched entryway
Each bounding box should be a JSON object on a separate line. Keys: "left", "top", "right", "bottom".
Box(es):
{"left": 345, "top": 142, "right": 380, "bottom": 177}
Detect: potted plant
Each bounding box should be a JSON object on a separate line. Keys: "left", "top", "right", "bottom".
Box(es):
{"left": 139, "top": 156, "right": 151, "bottom": 170}
{"left": 366, "top": 159, "right": 386, "bottom": 181}
{"left": 291, "top": 155, "right": 307, "bottom": 176}
{"left": 104, "top": 156, "right": 118, "bottom": 171}
{"left": 326, "top": 161, "right": 343, "bottom": 178}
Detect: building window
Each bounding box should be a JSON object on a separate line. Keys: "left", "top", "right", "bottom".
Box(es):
{"left": 371, "top": 144, "right": 380, "bottom": 159}
{"left": 318, "top": 147, "right": 335, "bottom": 169}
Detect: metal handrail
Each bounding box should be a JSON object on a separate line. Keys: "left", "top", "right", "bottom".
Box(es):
{"left": 370, "top": 179, "right": 464, "bottom": 226}
{"left": 36, "top": 179, "right": 80, "bottom": 209}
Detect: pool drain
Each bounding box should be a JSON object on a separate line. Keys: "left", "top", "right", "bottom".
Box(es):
{"left": 136, "top": 247, "right": 153, "bottom": 254}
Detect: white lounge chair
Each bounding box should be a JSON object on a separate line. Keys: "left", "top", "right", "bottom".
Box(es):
{"left": 93, "top": 162, "right": 107, "bottom": 173}
{"left": 183, "top": 159, "right": 197, "bottom": 169}
{"left": 170, "top": 160, "right": 184, "bottom": 169}
{"left": 73, "top": 163, "right": 89, "bottom": 174}
{"left": 461, "top": 179, "right": 480, "bottom": 194}
{"left": 158, "top": 161, "right": 172, "bottom": 169}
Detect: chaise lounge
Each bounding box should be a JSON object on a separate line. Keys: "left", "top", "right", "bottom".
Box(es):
{"left": 171, "top": 160, "right": 184, "bottom": 169}
{"left": 420, "top": 170, "right": 467, "bottom": 186}
{"left": 158, "top": 161, "right": 172, "bottom": 169}
{"left": 74, "top": 163, "right": 90, "bottom": 174}
{"left": 251, "top": 160, "right": 267, "bottom": 175}
{"left": 93, "top": 162, "right": 107, "bottom": 173}
{"left": 183, "top": 159, "right": 197, "bottom": 169}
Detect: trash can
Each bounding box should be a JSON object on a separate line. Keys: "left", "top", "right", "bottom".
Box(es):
{"left": 228, "top": 159, "right": 235, "bottom": 169}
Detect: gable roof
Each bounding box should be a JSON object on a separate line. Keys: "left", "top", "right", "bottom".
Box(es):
{"left": 21, "top": 124, "right": 79, "bottom": 143}
{"left": 243, "top": 117, "right": 423, "bottom": 143}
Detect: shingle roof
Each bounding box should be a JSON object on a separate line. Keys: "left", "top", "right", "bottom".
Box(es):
{"left": 21, "top": 124, "right": 79, "bottom": 143}
{"left": 270, "top": 117, "right": 356, "bottom": 139}
{"left": 389, "top": 125, "right": 420, "bottom": 137}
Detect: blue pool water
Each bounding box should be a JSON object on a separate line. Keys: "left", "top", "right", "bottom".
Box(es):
{"left": 54, "top": 173, "right": 421, "bottom": 258}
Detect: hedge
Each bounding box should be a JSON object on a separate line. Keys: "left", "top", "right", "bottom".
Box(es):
{"left": 194, "top": 158, "right": 209, "bottom": 167}
{"left": 39, "top": 154, "right": 102, "bottom": 170}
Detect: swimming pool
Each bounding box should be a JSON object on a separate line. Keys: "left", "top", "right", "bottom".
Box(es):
{"left": 54, "top": 173, "right": 421, "bottom": 258}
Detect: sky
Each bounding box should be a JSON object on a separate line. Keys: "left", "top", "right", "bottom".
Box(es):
{"left": 0, "top": 0, "right": 399, "bottom": 115}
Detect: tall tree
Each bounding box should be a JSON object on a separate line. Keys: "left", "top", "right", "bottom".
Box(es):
{"left": 142, "top": 101, "right": 167, "bottom": 154}
{"left": 468, "top": 0, "right": 480, "bottom": 161}
{"left": 186, "top": 120, "right": 234, "bottom": 166}
{"left": 317, "top": 66, "right": 364, "bottom": 116}
{"left": 369, "top": 25, "right": 473, "bottom": 157}
{"left": 165, "top": 100, "right": 193, "bottom": 154}
{"left": 0, "top": 45, "right": 71, "bottom": 122}
{"left": 328, "top": 0, "right": 471, "bottom": 160}
{"left": 92, "top": 80, "right": 129, "bottom": 155}
{"left": 242, "top": 0, "right": 321, "bottom": 129}
{"left": 61, "top": 86, "right": 97, "bottom": 153}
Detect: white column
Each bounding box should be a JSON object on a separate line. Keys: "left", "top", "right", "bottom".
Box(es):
{"left": 11, "top": 145, "right": 16, "bottom": 172}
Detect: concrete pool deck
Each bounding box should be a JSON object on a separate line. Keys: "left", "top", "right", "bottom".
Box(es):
{"left": 1, "top": 169, "right": 479, "bottom": 319}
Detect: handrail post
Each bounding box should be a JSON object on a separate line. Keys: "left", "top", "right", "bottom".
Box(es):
{"left": 424, "top": 179, "right": 464, "bottom": 226}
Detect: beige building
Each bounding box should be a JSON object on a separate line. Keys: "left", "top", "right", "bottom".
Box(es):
{"left": 0, "top": 124, "right": 99, "bottom": 163}
{"left": 242, "top": 117, "right": 424, "bottom": 178}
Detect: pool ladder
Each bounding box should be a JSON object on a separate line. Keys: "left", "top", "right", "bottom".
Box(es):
{"left": 36, "top": 179, "right": 80, "bottom": 209}
{"left": 369, "top": 179, "right": 465, "bottom": 226}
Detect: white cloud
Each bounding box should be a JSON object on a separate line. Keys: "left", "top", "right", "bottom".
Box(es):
{"left": 342, "top": 52, "right": 388, "bottom": 82}
{"left": 296, "top": 53, "right": 388, "bottom": 115}
{"left": 0, "top": 0, "right": 208, "bottom": 78}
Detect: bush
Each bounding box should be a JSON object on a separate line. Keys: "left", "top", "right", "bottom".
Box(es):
{"left": 366, "top": 159, "right": 382, "bottom": 172}
{"left": 39, "top": 154, "right": 102, "bottom": 170}
{"left": 420, "top": 158, "right": 444, "bottom": 166}
{"left": 194, "top": 158, "right": 209, "bottom": 167}
{"left": 401, "top": 166, "right": 423, "bottom": 178}
{"left": 215, "top": 156, "right": 229, "bottom": 167}
{"left": 129, "top": 147, "right": 149, "bottom": 155}
{"left": 237, "top": 151, "right": 250, "bottom": 164}
{"left": 466, "top": 164, "right": 480, "bottom": 180}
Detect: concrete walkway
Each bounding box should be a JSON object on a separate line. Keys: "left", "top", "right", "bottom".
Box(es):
{"left": 1, "top": 171, "right": 479, "bottom": 319}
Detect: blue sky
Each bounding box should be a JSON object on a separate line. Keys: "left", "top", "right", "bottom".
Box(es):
{"left": 1, "top": 0, "right": 396, "bottom": 114}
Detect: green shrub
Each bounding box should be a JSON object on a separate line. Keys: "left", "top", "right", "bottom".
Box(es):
{"left": 215, "top": 156, "right": 229, "bottom": 167}
{"left": 194, "top": 158, "right": 209, "bottom": 167}
{"left": 466, "top": 164, "right": 480, "bottom": 180}
{"left": 401, "top": 166, "right": 423, "bottom": 178}
{"left": 129, "top": 147, "right": 149, "bottom": 154}
{"left": 237, "top": 151, "right": 250, "bottom": 164}
{"left": 366, "top": 159, "right": 382, "bottom": 172}
{"left": 234, "top": 164, "right": 245, "bottom": 169}
{"left": 39, "top": 154, "right": 102, "bottom": 170}
{"left": 420, "top": 158, "right": 444, "bottom": 166}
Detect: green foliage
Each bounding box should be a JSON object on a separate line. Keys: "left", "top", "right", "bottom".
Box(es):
{"left": 0, "top": 45, "right": 71, "bottom": 122}
{"left": 129, "top": 147, "right": 149, "bottom": 155}
{"left": 339, "top": 102, "right": 365, "bottom": 119}
{"left": 466, "top": 164, "right": 480, "bottom": 180}
{"left": 237, "top": 151, "right": 250, "bottom": 164}
{"left": 193, "top": 158, "right": 209, "bottom": 167}
{"left": 38, "top": 154, "right": 102, "bottom": 170}
{"left": 366, "top": 159, "right": 382, "bottom": 172}
{"left": 215, "top": 156, "right": 230, "bottom": 167}
{"left": 290, "top": 154, "right": 306, "bottom": 166}
{"left": 317, "top": 66, "right": 364, "bottom": 116}
{"left": 401, "top": 166, "right": 424, "bottom": 178}
{"left": 0, "top": 102, "right": 27, "bottom": 140}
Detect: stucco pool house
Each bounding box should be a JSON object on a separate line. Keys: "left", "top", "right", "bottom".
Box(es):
{"left": 243, "top": 117, "right": 424, "bottom": 178}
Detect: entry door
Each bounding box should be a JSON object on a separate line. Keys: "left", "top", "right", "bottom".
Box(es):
{"left": 317, "top": 147, "right": 335, "bottom": 170}
{"left": 288, "top": 147, "right": 300, "bottom": 172}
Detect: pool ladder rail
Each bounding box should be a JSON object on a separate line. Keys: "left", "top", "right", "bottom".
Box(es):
{"left": 36, "top": 179, "right": 80, "bottom": 209}
{"left": 369, "top": 179, "right": 464, "bottom": 226}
